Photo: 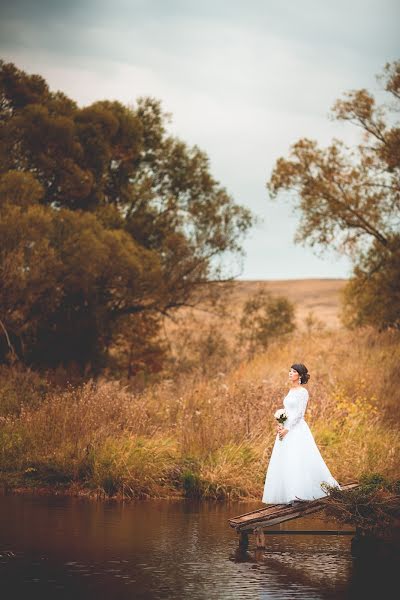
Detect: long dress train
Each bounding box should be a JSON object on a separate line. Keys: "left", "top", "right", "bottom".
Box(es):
{"left": 262, "top": 386, "right": 340, "bottom": 504}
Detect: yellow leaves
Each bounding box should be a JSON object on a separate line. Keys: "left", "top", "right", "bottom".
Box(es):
{"left": 315, "top": 427, "right": 340, "bottom": 447}
{"left": 332, "top": 382, "right": 379, "bottom": 424}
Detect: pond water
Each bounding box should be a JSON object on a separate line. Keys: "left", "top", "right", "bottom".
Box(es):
{"left": 0, "top": 493, "right": 393, "bottom": 599}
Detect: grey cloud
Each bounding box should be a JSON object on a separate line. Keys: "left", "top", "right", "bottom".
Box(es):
{"left": 0, "top": 0, "right": 398, "bottom": 279}
{"left": 2, "top": 1, "right": 399, "bottom": 59}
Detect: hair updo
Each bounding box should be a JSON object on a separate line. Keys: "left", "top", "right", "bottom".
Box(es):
{"left": 291, "top": 363, "right": 310, "bottom": 385}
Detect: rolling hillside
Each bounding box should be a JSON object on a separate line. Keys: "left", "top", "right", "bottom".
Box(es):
{"left": 229, "top": 278, "right": 347, "bottom": 328}
{"left": 163, "top": 278, "right": 347, "bottom": 350}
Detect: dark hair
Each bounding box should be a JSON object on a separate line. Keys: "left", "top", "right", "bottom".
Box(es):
{"left": 291, "top": 363, "right": 310, "bottom": 385}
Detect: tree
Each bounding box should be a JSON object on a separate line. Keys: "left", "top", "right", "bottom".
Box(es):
{"left": 238, "top": 290, "right": 296, "bottom": 357}
{"left": 267, "top": 60, "right": 400, "bottom": 330}
{"left": 0, "top": 61, "right": 255, "bottom": 372}
{"left": 0, "top": 172, "right": 160, "bottom": 370}
{"left": 342, "top": 237, "right": 400, "bottom": 330}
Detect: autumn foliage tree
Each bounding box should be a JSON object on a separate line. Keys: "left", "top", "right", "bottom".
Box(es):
{"left": 0, "top": 61, "right": 254, "bottom": 373}
{"left": 267, "top": 60, "right": 400, "bottom": 330}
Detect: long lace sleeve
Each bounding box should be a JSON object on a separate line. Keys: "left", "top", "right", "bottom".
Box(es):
{"left": 286, "top": 389, "right": 308, "bottom": 430}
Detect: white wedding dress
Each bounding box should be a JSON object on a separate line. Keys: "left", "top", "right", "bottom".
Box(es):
{"left": 262, "top": 386, "right": 341, "bottom": 504}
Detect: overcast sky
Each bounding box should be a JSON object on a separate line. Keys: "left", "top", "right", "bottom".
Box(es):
{"left": 1, "top": 0, "right": 399, "bottom": 279}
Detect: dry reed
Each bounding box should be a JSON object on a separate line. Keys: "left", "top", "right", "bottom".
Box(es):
{"left": 0, "top": 327, "right": 399, "bottom": 500}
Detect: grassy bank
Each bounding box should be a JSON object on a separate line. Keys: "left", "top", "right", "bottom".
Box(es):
{"left": 0, "top": 328, "right": 399, "bottom": 502}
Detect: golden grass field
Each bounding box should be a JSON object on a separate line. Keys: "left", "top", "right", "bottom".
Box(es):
{"left": 231, "top": 278, "right": 347, "bottom": 327}
{"left": 162, "top": 278, "right": 347, "bottom": 368}
{"left": 0, "top": 278, "right": 399, "bottom": 502}
{"left": 165, "top": 278, "right": 346, "bottom": 335}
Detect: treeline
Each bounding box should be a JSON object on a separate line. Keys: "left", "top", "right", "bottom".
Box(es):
{"left": 0, "top": 60, "right": 254, "bottom": 376}
{"left": 0, "top": 60, "right": 399, "bottom": 382}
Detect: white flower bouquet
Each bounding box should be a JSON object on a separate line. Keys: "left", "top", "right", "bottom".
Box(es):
{"left": 274, "top": 408, "right": 287, "bottom": 425}
{"left": 274, "top": 408, "right": 287, "bottom": 441}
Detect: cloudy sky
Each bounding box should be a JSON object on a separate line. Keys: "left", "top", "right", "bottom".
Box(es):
{"left": 1, "top": 0, "right": 399, "bottom": 279}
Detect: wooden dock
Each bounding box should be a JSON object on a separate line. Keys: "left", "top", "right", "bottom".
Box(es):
{"left": 229, "top": 482, "right": 359, "bottom": 548}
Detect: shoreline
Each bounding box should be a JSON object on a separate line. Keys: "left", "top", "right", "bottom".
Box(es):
{"left": 0, "top": 481, "right": 260, "bottom": 503}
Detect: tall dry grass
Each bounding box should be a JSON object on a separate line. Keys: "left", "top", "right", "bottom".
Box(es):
{"left": 0, "top": 327, "right": 399, "bottom": 500}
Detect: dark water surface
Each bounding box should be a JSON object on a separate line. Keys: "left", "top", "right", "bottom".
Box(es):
{"left": 0, "top": 493, "right": 393, "bottom": 599}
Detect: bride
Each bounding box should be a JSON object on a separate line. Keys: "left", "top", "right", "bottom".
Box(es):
{"left": 262, "top": 363, "right": 341, "bottom": 505}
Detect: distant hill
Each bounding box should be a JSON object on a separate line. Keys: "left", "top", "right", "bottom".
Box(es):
{"left": 231, "top": 278, "right": 347, "bottom": 328}
{"left": 163, "top": 279, "right": 347, "bottom": 346}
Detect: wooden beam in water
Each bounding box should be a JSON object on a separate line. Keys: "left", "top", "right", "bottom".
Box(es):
{"left": 229, "top": 504, "right": 307, "bottom": 529}
{"left": 229, "top": 482, "right": 360, "bottom": 548}
{"left": 238, "top": 530, "right": 249, "bottom": 549}
{"left": 249, "top": 529, "right": 355, "bottom": 535}
{"left": 230, "top": 502, "right": 288, "bottom": 520}
{"left": 230, "top": 500, "right": 326, "bottom": 531}
{"left": 238, "top": 502, "right": 328, "bottom": 531}
{"left": 254, "top": 527, "right": 265, "bottom": 548}
{"left": 229, "top": 482, "right": 360, "bottom": 532}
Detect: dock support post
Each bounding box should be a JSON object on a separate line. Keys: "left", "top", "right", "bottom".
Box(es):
{"left": 238, "top": 530, "right": 249, "bottom": 549}
{"left": 255, "top": 527, "right": 266, "bottom": 549}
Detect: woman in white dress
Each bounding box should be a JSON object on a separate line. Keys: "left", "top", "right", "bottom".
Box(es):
{"left": 262, "top": 363, "right": 341, "bottom": 505}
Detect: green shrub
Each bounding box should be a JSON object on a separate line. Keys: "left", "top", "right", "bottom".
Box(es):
{"left": 182, "top": 469, "right": 202, "bottom": 498}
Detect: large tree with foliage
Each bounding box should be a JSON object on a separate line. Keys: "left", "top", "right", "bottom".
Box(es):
{"left": 0, "top": 61, "right": 254, "bottom": 372}
{"left": 267, "top": 60, "right": 400, "bottom": 330}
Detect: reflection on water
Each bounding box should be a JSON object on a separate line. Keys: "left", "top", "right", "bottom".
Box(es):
{"left": 0, "top": 493, "right": 394, "bottom": 599}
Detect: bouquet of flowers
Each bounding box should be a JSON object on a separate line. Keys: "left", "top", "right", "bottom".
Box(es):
{"left": 274, "top": 408, "right": 287, "bottom": 441}
{"left": 274, "top": 408, "right": 287, "bottom": 425}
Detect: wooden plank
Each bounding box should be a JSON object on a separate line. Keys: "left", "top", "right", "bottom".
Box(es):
{"left": 237, "top": 503, "right": 326, "bottom": 531}
{"left": 232, "top": 499, "right": 316, "bottom": 519}
{"left": 229, "top": 502, "right": 288, "bottom": 521}
{"left": 229, "top": 504, "right": 295, "bottom": 527}
{"left": 229, "top": 482, "right": 359, "bottom": 530}
{"left": 230, "top": 499, "right": 324, "bottom": 528}
{"left": 229, "top": 499, "right": 311, "bottom": 523}
{"left": 247, "top": 529, "right": 356, "bottom": 535}
{"left": 231, "top": 482, "right": 360, "bottom": 549}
